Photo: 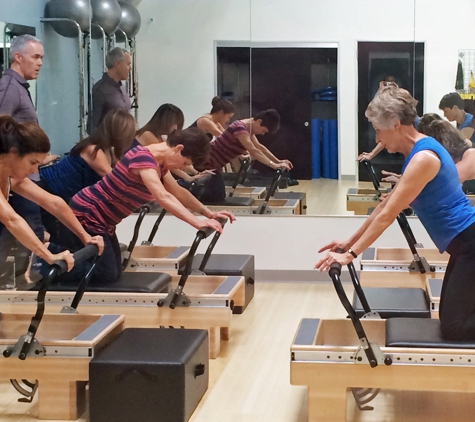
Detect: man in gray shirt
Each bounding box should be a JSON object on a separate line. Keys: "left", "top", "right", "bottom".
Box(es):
{"left": 0, "top": 34, "right": 42, "bottom": 123}
{"left": 88, "top": 47, "right": 132, "bottom": 133}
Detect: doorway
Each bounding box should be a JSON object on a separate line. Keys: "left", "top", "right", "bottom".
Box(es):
{"left": 216, "top": 44, "right": 338, "bottom": 180}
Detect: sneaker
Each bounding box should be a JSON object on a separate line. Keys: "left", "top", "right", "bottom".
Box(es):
{"left": 288, "top": 178, "right": 299, "bottom": 186}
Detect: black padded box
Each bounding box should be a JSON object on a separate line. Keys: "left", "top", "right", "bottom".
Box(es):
{"left": 353, "top": 287, "right": 430, "bottom": 319}
{"left": 180, "top": 254, "right": 255, "bottom": 314}
{"left": 89, "top": 328, "right": 209, "bottom": 422}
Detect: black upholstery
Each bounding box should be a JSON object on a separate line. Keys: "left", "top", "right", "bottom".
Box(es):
{"left": 216, "top": 196, "right": 254, "bottom": 207}
{"left": 353, "top": 287, "right": 430, "bottom": 319}
{"left": 386, "top": 317, "right": 475, "bottom": 349}
{"left": 89, "top": 328, "right": 209, "bottom": 422}
{"left": 29, "top": 272, "right": 171, "bottom": 293}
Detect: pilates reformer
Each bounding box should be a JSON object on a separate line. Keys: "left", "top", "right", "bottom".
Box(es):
{"left": 0, "top": 245, "right": 124, "bottom": 420}
{"left": 0, "top": 221, "right": 245, "bottom": 359}
{"left": 204, "top": 168, "right": 301, "bottom": 215}
{"left": 126, "top": 205, "right": 255, "bottom": 313}
{"left": 290, "top": 259, "right": 475, "bottom": 422}
{"left": 224, "top": 158, "right": 266, "bottom": 199}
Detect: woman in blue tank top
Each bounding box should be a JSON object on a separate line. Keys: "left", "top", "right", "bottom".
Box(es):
{"left": 316, "top": 84, "right": 475, "bottom": 341}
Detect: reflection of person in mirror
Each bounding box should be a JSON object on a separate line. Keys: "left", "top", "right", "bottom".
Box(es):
{"left": 357, "top": 77, "right": 420, "bottom": 162}
{"left": 88, "top": 47, "right": 132, "bottom": 134}
{"left": 317, "top": 84, "right": 475, "bottom": 342}
{"left": 189, "top": 96, "right": 235, "bottom": 140}
{"left": 193, "top": 109, "right": 293, "bottom": 204}
{"left": 439, "top": 92, "right": 473, "bottom": 130}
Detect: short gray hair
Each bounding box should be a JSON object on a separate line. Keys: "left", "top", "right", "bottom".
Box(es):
{"left": 106, "top": 47, "right": 128, "bottom": 69}
{"left": 9, "top": 34, "right": 42, "bottom": 63}
{"left": 366, "top": 85, "right": 418, "bottom": 128}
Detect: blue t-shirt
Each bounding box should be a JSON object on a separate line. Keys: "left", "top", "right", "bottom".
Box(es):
{"left": 458, "top": 112, "right": 473, "bottom": 130}
{"left": 39, "top": 154, "right": 102, "bottom": 202}
{"left": 402, "top": 137, "right": 475, "bottom": 252}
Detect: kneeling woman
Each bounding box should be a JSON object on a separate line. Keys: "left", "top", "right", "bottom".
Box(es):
{"left": 316, "top": 85, "right": 475, "bottom": 342}
{"left": 61, "top": 127, "right": 235, "bottom": 284}
{"left": 0, "top": 116, "right": 103, "bottom": 273}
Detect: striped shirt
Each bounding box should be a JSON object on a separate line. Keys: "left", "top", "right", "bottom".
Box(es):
{"left": 71, "top": 146, "right": 166, "bottom": 235}
{"left": 202, "top": 120, "right": 248, "bottom": 171}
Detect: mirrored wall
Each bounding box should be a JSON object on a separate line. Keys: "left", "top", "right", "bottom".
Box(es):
{"left": 2, "top": 0, "right": 475, "bottom": 215}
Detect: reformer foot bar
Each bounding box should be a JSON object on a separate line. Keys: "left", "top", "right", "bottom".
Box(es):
{"left": 126, "top": 205, "right": 255, "bottom": 314}
{"left": 290, "top": 260, "right": 475, "bottom": 422}
{"left": 1, "top": 221, "right": 245, "bottom": 359}
{"left": 0, "top": 245, "right": 124, "bottom": 420}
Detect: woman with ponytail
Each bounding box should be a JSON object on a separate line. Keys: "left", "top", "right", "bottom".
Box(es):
{"left": 189, "top": 96, "right": 235, "bottom": 139}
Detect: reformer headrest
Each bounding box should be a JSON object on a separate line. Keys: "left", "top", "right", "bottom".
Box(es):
{"left": 386, "top": 318, "right": 475, "bottom": 349}
{"left": 29, "top": 272, "right": 171, "bottom": 294}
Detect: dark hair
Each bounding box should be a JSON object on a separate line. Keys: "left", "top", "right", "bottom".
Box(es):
{"left": 137, "top": 104, "right": 184, "bottom": 139}
{"left": 424, "top": 120, "right": 468, "bottom": 162}
{"left": 0, "top": 115, "right": 50, "bottom": 156}
{"left": 167, "top": 127, "right": 210, "bottom": 167}
{"left": 210, "top": 96, "right": 235, "bottom": 115}
{"left": 253, "top": 109, "right": 280, "bottom": 133}
{"left": 417, "top": 113, "right": 442, "bottom": 135}
{"left": 71, "top": 109, "right": 135, "bottom": 161}
{"left": 439, "top": 92, "right": 465, "bottom": 110}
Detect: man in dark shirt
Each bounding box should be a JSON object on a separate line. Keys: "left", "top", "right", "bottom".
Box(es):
{"left": 88, "top": 47, "right": 132, "bottom": 133}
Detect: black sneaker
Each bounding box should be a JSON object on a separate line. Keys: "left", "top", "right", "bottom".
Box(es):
{"left": 288, "top": 178, "right": 299, "bottom": 186}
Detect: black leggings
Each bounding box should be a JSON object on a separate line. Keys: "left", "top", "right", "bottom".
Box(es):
{"left": 439, "top": 222, "right": 475, "bottom": 341}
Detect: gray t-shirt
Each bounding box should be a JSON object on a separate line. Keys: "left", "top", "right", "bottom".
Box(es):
{"left": 0, "top": 69, "right": 38, "bottom": 123}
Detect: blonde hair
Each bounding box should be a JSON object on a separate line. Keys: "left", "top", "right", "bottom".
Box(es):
{"left": 366, "top": 84, "right": 418, "bottom": 128}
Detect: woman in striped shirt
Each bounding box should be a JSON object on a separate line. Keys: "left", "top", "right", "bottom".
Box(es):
{"left": 59, "top": 127, "right": 234, "bottom": 285}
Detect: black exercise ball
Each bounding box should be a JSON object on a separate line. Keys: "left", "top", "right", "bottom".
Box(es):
{"left": 115, "top": 1, "right": 141, "bottom": 41}
{"left": 91, "top": 0, "right": 122, "bottom": 39}
{"left": 44, "top": 0, "right": 92, "bottom": 38}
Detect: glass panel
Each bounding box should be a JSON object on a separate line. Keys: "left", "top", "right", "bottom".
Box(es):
{"left": 249, "top": 1, "right": 416, "bottom": 215}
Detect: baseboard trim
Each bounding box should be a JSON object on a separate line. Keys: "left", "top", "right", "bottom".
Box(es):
{"left": 256, "top": 269, "right": 352, "bottom": 283}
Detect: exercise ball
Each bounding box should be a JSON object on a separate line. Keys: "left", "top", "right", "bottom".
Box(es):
{"left": 44, "top": 0, "right": 92, "bottom": 38}
{"left": 124, "top": 0, "right": 141, "bottom": 5}
{"left": 91, "top": 0, "right": 122, "bottom": 39}
{"left": 115, "top": 1, "right": 141, "bottom": 41}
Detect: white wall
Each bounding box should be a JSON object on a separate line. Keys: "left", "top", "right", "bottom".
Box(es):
{"left": 116, "top": 214, "right": 436, "bottom": 275}
{"left": 135, "top": 0, "right": 475, "bottom": 178}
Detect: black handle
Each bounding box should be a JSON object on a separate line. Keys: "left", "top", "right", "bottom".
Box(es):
{"left": 229, "top": 159, "right": 251, "bottom": 197}
{"left": 169, "top": 218, "right": 228, "bottom": 308}
{"left": 198, "top": 218, "right": 228, "bottom": 272}
{"left": 18, "top": 244, "right": 99, "bottom": 360}
{"left": 55, "top": 244, "right": 98, "bottom": 275}
{"left": 362, "top": 160, "right": 381, "bottom": 191}
{"left": 146, "top": 208, "right": 167, "bottom": 244}
{"left": 197, "top": 217, "right": 227, "bottom": 239}
{"left": 327, "top": 251, "right": 378, "bottom": 368}
{"left": 123, "top": 205, "right": 150, "bottom": 268}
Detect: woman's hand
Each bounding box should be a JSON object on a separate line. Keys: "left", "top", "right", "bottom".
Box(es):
{"left": 279, "top": 159, "right": 293, "bottom": 169}
{"left": 208, "top": 210, "right": 236, "bottom": 223}
{"left": 271, "top": 161, "right": 291, "bottom": 171}
{"left": 315, "top": 250, "right": 353, "bottom": 272}
{"left": 46, "top": 249, "right": 75, "bottom": 272}
{"left": 84, "top": 235, "right": 105, "bottom": 256}
{"left": 318, "top": 239, "right": 351, "bottom": 254}
{"left": 381, "top": 170, "right": 401, "bottom": 184}
{"left": 196, "top": 218, "right": 224, "bottom": 234}
{"left": 190, "top": 170, "right": 215, "bottom": 181}
{"left": 357, "top": 151, "right": 373, "bottom": 162}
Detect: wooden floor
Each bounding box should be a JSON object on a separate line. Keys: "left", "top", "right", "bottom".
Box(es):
{"left": 2, "top": 282, "right": 475, "bottom": 422}
{"left": 279, "top": 178, "right": 375, "bottom": 215}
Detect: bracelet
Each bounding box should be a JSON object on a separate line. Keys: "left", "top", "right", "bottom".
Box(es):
{"left": 347, "top": 248, "right": 358, "bottom": 259}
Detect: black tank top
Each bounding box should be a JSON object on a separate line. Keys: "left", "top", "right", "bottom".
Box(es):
{"left": 189, "top": 118, "right": 214, "bottom": 141}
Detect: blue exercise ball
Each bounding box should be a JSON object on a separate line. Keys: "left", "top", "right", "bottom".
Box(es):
{"left": 91, "top": 0, "right": 122, "bottom": 39}
{"left": 115, "top": 1, "right": 141, "bottom": 41}
{"left": 44, "top": 0, "right": 92, "bottom": 38}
